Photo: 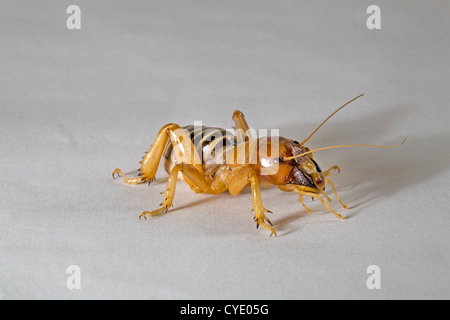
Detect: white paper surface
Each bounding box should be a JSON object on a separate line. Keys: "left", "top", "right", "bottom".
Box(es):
{"left": 1, "top": 0, "right": 449, "bottom": 299}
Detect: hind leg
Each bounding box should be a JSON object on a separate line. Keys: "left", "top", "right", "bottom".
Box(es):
{"left": 112, "top": 169, "right": 145, "bottom": 184}
{"left": 112, "top": 123, "right": 179, "bottom": 185}
{"left": 113, "top": 123, "right": 202, "bottom": 188}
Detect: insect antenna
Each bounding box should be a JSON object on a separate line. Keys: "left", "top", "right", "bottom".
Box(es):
{"left": 300, "top": 94, "right": 364, "bottom": 146}
{"left": 283, "top": 137, "right": 407, "bottom": 161}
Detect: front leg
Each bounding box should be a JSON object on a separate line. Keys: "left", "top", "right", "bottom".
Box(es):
{"left": 228, "top": 166, "right": 276, "bottom": 236}
{"left": 293, "top": 186, "right": 343, "bottom": 220}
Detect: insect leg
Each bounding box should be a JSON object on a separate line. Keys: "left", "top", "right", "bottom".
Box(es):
{"left": 139, "top": 163, "right": 227, "bottom": 220}
{"left": 294, "top": 185, "right": 332, "bottom": 202}
{"left": 278, "top": 185, "right": 294, "bottom": 192}
{"left": 112, "top": 123, "right": 180, "bottom": 184}
{"left": 324, "top": 177, "right": 348, "bottom": 210}
{"left": 232, "top": 110, "right": 250, "bottom": 132}
{"left": 139, "top": 164, "right": 181, "bottom": 219}
{"left": 166, "top": 125, "right": 204, "bottom": 191}
{"left": 294, "top": 188, "right": 343, "bottom": 220}
{"left": 278, "top": 185, "right": 325, "bottom": 214}
{"left": 112, "top": 169, "right": 145, "bottom": 184}
{"left": 278, "top": 184, "right": 311, "bottom": 212}
{"left": 232, "top": 110, "right": 253, "bottom": 143}
{"left": 228, "top": 167, "right": 276, "bottom": 236}
{"left": 323, "top": 165, "right": 340, "bottom": 177}
{"left": 175, "top": 163, "right": 227, "bottom": 195}
{"left": 299, "top": 195, "right": 312, "bottom": 214}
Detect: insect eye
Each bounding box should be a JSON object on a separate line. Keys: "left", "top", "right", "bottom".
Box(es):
{"left": 293, "top": 140, "right": 300, "bottom": 144}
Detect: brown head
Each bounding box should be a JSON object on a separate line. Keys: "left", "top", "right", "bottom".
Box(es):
{"left": 250, "top": 137, "right": 325, "bottom": 191}
{"left": 248, "top": 94, "right": 406, "bottom": 195}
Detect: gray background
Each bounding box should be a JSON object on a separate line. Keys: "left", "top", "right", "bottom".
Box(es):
{"left": 1, "top": 0, "right": 449, "bottom": 299}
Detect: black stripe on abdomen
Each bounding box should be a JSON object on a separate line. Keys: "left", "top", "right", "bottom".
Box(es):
{"left": 163, "top": 125, "right": 237, "bottom": 172}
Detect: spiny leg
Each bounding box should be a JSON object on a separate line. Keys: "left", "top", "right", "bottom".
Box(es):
{"left": 139, "top": 164, "right": 180, "bottom": 219}
{"left": 112, "top": 123, "right": 180, "bottom": 185}
{"left": 250, "top": 170, "right": 275, "bottom": 236}
{"left": 139, "top": 163, "right": 227, "bottom": 220}
{"left": 113, "top": 123, "right": 203, "bottom": 190}
{"left": 228, "top": 166, "right": 276, "bottom": 236}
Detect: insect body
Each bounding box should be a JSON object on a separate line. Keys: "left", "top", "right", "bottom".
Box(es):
{"left": 112, "top": 95, "right": 405, "bottom": 236}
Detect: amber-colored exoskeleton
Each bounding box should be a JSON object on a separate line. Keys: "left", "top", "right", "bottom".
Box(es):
{"left": 112, "top": 94, "right": 405, "bottom": 236}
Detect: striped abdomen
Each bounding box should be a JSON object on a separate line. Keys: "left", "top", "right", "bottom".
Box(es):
{"left": 163, "top": 125, "right": 238, "bottom": 175}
